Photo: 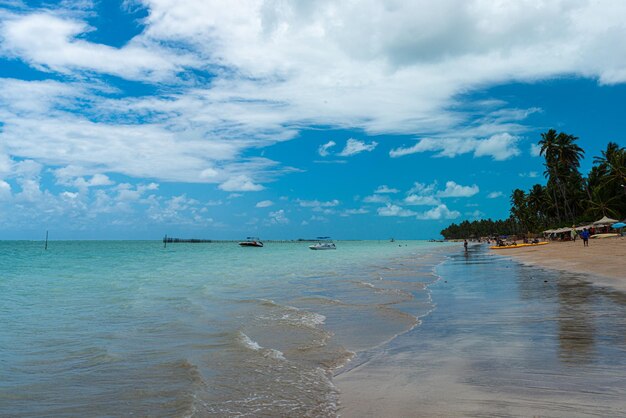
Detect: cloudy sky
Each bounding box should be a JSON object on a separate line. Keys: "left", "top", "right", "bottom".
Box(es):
{"left": 1, "top": 0, "right": 625, "bottom": 239}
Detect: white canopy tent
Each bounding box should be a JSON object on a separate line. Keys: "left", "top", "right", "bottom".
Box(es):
{"left": 543, "top": 225, "right": 592, "bottom": 235}
{"left": 593, "top": 216, "right": 619, "bottom": 226}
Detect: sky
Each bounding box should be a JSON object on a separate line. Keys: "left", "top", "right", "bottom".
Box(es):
{"left": 0, "top": 0, "right": 625, "bottom": 240}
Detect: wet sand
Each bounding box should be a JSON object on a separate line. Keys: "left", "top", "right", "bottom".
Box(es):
{"left": 336, "top": 245, "right": 626, "bottom": 417}
{"left": 499, "top": 237, "right": 626, "bottom": 292}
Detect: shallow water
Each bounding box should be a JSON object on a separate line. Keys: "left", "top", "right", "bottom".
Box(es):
{"left": 0, "top": 240, "right": 451, "bottom": 417}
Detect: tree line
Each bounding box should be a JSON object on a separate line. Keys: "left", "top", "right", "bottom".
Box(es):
{"left": 440, "top": 129, "right": 626, "bottom": 240}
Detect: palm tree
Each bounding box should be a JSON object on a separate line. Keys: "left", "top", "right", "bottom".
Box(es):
{"left": 593, "top": 142, "right": 626, "bottom": 218}
{"left": 539, "top": 129, "right": 562, "bottom": 223}
{"left": 584, "top": 187, "right": 621, "bottom": 219}
{"left": 510, "top": 189, "right": 530, "bottom": 233}
{"left": 597, "top": 143, "right": 626, "bottom": 188}
{"left": 527, "top": 184, "right": 548, "bottom": 228}
{"left": 538, "top": 130, "right": 585, "bottom": 223}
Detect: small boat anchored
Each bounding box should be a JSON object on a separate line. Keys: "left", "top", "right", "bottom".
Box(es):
{"left": 309, "top": 237, "right": 336, "bottom": 250}
{"left": 239, "top": 237, "right": 264, "bottom": 247}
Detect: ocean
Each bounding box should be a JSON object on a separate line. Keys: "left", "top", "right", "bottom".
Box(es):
{"left": 0, "top": 240, "right": 453, "bottom": 417}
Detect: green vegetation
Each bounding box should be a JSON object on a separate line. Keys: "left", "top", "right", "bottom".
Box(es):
{"left": 441, "top": 130, "right": 626, "bottom": 240}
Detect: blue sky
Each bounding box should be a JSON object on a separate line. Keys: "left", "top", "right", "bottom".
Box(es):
{"left": 0, "top": 0, "right": 625, "bottom": 240}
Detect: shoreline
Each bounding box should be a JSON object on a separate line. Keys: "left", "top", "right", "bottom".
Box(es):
{"left": 335, "top": 243, "right": 626, "bottom": 417}
{"left": 493, "top": 236, "right": 626, "bottom": 292}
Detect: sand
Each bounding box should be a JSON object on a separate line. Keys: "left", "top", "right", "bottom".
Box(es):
{"left": 497, "top": 236, "right": 626, "bottom": 292}
{"left": 336, "top": 243, "right": 626, "bottom": 417}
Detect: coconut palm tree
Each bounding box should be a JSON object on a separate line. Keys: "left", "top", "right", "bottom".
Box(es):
{"left": 593, "top": 142, "right": 626, "bottom": 218}
{"left": 510, "top": 189, "right": 531, "bottom": 233}
{"left": 584, "top": 187, "right": 621, "bottom": 219}
{"left": 595, "top": 143, "right": 626, "bottom": 188}
{"left": 539, "top": 129, "right": 562, "bottom": 222}
{"left": 538, "top": 130, "right": 585, "bottom": 223}
{"left": 527, "top": 184, "right": 549, "bottom": 228}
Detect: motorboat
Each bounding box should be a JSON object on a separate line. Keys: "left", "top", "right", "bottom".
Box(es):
{"left": 309, "top": 237, "right": 336, "bottom": 250}
{"left": 239, "top": 237, "right": 264, "bottom": 247}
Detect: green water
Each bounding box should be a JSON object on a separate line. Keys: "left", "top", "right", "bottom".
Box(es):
{"left": 0, "top": 240, "right": 452, "bottom": 416}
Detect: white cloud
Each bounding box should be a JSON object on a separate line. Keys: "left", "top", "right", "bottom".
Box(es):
{"left": 337, "top": 138, "right": 378, "bottom": 157}
{"left": 13, "top": 159, "right": 42, "bottom": 178}
{"left": 404, "top": 194, "right": 441, "bottom": 206}
{"left": 474, "top": 133, "right": 521, "bottom": 160}
{"left": 297, "top": 199, "right": 340, "bottom": 208}
{"left": 313, "top": 159, "right": 347, "bottom": 165}
{"left": 342, "top": 208, "right": 369, "bottom": 216}
{"left": 219, "top": 175, "right": 264, "bottom": 192}
{"left": 318, "top": 140, "right": 336, "bottom": 156}
{"left": 0, "top": 152, "right": 13, "bottom": 176}
{"left": 363, "top": 194, "right": 389, "bottom": 204}
{"left": 1, "top": 13, "right": 188, "bottom": 81}
{"left": 437, "top": 181, "right": 479, "bottom": 198}
{"left": 390, "top": 133, "right": 520, "bottom": 160}
{"left": 256, "top": 199, "right": 274, "bottom": 208}
{"left": 487, "top": 191, "right": 503, "bottom": 199}
{"left": 200, "top": 168, "right": 219, "bottom": 179}
{"left": 0, "top": 77, "right": 293, "bottom": 191}
{"left": 377, "top": 203, "right": 417, "bottom": 217}
{"left": 268, "top": 209, "right": 289, "bottom": 224}
{"left": 374, "top": 185, "right": 399, "bottom": 194}
{"left": 530, "top": 143, "right": 542, "bottom": 157}
{"left": 415, "top": 204, "right": 461, "bottom": 220}
{"left": 0, "top": 179, "right": 11, "bottom": 199}
{"left": 519, "top": 171, "right": 539, "bottom": 178}
{"left": 408, "top": 181, "right": 438, "bottom": 195}
{"left": 61, "top": 174, "right": 114, "bottom": 189}
{"left": 115, "top": 182, "right": 159, "bottom": 202}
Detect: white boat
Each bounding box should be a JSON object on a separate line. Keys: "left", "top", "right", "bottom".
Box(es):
{"left": 239, "top": 237, "right": 263, "bottom": 247}
{"left": 309, "top": 237, "right": 336, "bottom": 250}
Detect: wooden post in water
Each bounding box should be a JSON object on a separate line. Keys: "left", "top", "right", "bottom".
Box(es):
{"left": 45, "top": 230, "right": 48, "bottom": 250}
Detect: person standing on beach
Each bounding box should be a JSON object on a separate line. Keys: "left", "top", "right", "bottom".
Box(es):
{"left": 463, "top": 239, "right": 468, "bottom": 252}
{"left": 580, "top": 228, "right": 590, "bottom": 247}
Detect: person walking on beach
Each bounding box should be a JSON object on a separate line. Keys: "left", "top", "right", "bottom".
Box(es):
{"left": 580, "top": 228, "right": 590, "bottom": 247}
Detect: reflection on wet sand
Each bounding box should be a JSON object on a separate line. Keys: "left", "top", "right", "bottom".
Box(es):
{"left": 556, "top": 277, "right": 595, "bottom": 363}
{"left": 337, "top": 244, "right": 626, "bottom": 417}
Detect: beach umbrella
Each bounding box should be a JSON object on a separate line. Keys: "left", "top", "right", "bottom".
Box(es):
{"left": 611, "top": 222, "right": 626, "bottom": 229}
{"left": 593, "top": 215, "right": 619, "bottom": 225}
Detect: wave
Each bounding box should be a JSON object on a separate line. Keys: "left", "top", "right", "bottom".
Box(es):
{"left": 237, "top": 331, "right": 286, "bottom": 361}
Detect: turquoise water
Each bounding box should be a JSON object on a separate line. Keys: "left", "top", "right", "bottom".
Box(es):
{"left": 0, "top": 240, "right": 452, "bottom": 416}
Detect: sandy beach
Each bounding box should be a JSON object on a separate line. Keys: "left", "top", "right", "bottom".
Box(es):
{"left": 336, "top": 243, "right": 626, "bottom": 417}
{"left": 497, "top": 236, "right": 626, "bottom": 292}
